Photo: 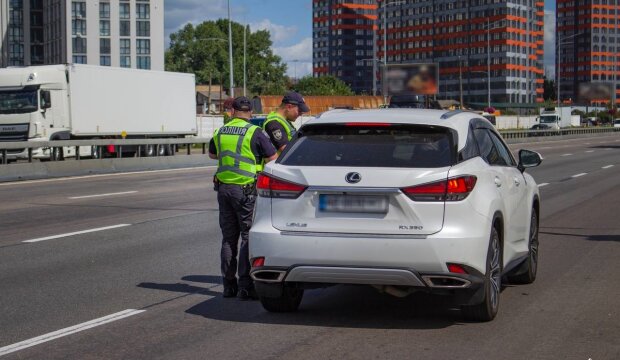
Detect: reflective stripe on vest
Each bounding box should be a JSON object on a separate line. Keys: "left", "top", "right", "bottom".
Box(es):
{"left": 264, "top": 111, "right": 296, "bottom": 141}
{"left": 214, "top": 118, "right": 259, "bottom": 185}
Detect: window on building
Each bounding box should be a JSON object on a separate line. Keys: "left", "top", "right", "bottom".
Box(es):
{"left": 137, "top": 56, "right": 151, "bottom": 69}
{"left": 119, "top": 3, "right": 130, "bottom": 19}
{"left": 100, "top": 38, "right": 111, "bottom": 54}
{"left": 72, "top": 55, "right": 87, "bottom": 64}
{"left": 136, "top": 39, "right": 150, "bottom": 55}
{"left": 99, "top": 2, "right": 110, "bottom": 18}
{"left": 100, "top": 56, "right": 111, "bottom": 66}
{"left": 100, "top": 20, "right": 110, "bottom": 36}
{"left": 120, "top": 39, "right": 131, "bottom": 54}
{"left": 136, "top": 21, "right": 150, "bottom": 37}
{"left": 120, "top": 20, "right": 130, "bottom": 36}
{"left": 72, "top": 37, "right": 87, "bottom": 54}
{"left": 72, "top": 19, "right": 87, "bottom": 35}
{"left": 71, "top": 1, "right": 86, "bottom": 18}
{"left": 120, "top": 56, "right": 131, "bottom": 68}
{"left": 136, "top": 3, "right": 150, "bottom": 19}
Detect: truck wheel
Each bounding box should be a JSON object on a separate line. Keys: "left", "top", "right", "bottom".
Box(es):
{"left": 157, "top": 144, "right": 166, "bottom": 157}
{"left": 461, "top": 226, "right": 502, "bottom": 322}
{"left": 142, "top": 145, "right": 155, "bottom": 157}
{"left": 51, "top": 147, "right": 64, "bottom": 161}
{"left": 167, "top": 144, "right": 176, "bottom": 156}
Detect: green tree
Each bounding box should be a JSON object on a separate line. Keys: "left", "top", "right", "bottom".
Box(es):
{"left": 165, "top": 20, "right": 287, "bottom": 95}
{"left": 293, "top": 75, "right": 354, "bottom": 96}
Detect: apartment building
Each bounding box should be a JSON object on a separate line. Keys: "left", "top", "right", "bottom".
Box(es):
{"left": 313, "top": 0, "right": 378, "bottom": 94}
{"left": 1, "top": 0, "right": 163, "bottom": 70}
{"left": 557, "top": 0, "right": 620, "bottom": 105}
{"left": 312, "top": 0, "right": 545, "bottom": 105}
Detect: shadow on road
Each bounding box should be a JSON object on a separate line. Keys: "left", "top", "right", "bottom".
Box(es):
{"left": 540, "top": 228, "right": 620, "bottom": 242}
{"left": 139, "top": 275, "right": 466, "bottom": 330}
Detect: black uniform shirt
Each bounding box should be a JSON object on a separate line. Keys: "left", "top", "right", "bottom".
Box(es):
{"left": 209, "top": 123, "right": 277, "bottom": 160}
{"left": 264, "top": 120, "right": 292, "bottom": 150}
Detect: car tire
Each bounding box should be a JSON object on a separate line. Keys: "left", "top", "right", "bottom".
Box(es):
{"left": 461, "top": 226, "right": 502, "bottom": 322}
{"left": 508, "top": 209, "right": 539, "bottom": 284}
{"left": 259, "top": 286, "right": 304, "bottom": 313}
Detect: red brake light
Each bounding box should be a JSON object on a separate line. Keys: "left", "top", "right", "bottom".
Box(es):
{"left": 447, "top": 263, "right": 468, "bottom": 274}
{"left": 107, "top": 144, "right": 115, "bottom": 153}
{"left": 344, "top": 122, "right": 391, "bottom": 127}
{"left": 252, "top": 257, "right": 265, "bottom": 267}
{"left": 257, "top": 173, "right": 307, "bottom": 199}
{"left": 402, "top": 176, "right": 477, "bottom": 202}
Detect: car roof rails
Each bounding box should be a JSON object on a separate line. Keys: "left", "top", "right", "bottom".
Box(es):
{"left": 440, "top": 110, "right": 466, "bottom": 119}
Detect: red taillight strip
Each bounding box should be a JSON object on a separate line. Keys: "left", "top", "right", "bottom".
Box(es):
{"left": 402, "top": 175, "right": 477, "bottom": 202}
{"left": 257, "top": 173, "right": 307, "bottom": 199}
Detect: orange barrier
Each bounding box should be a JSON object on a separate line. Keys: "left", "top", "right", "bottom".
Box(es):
{"left": 258, "top": 95, "right": 385, "bottom": 115}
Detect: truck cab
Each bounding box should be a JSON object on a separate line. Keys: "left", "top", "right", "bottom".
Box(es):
{"left": 537, "top": 111, "right": 561, "bottom": 130}
{"left": 0, "top": 66, "right": 70, "bottom": 160}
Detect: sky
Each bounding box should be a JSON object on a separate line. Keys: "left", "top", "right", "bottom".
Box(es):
{"left": 165, "top": 0, "right": 557, "bottom": 79}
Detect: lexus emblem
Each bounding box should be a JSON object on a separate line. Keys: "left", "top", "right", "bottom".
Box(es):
{"left": 345, "top": 172, "right": 361, "bottom": 184}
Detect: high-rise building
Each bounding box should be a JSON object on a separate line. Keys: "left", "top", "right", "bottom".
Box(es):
{"left": 1, "top": 0, "right": 164, "bottom": 70}
{"left": 312, "top": 0, "right": 545, "bottom": 105}
{"left": 313, "top": 0, "right": 378, "bottom": 94}
{"left": 557, "top": 0, "right": 620, "bottom": 106}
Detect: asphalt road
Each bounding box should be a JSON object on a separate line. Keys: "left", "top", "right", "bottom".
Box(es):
{"left": 0, "top": 135, "right": 619, "bottom": 360}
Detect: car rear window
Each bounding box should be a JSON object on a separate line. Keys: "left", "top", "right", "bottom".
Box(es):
{"left": 279, "top": 124, "right": 455, "bottom": 168}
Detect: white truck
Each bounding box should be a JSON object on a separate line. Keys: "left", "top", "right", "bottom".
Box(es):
{"left": 0, "top": 64, "right": 196, "bottom": 160}
{"left": 536, "top": 107, "right": 580, "bottom": 130}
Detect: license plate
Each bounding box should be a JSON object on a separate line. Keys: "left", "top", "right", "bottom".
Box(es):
{"left": 319, "top": 194, "right": 389, "bottom": 214}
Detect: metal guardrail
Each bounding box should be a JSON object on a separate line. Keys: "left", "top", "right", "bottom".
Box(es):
{"left": 499, "top": 127, "right": 619, "bottom": 140}
{"left": 0, "top": 138, "right": 213, "bottom": 164}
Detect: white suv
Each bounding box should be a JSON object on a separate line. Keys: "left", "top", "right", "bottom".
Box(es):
{"left": 249, "top": 109, "right": 542, "bottom": 322}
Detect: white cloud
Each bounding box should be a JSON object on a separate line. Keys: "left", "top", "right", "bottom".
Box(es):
{"left": 273, "top": 38, "right": 313, "bottom": 78}
{"left": 250, "top": 19, "right": 298, "bottom": 43}
{"left": 544, "top": 10, "right": 556, "bottom": 78}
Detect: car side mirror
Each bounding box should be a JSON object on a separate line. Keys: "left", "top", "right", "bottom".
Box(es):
{"left": 40, "top": 90, "right": 51, "bottom": 110}
{"left": 518, "top": 149, "right": 542, "bottom": 172}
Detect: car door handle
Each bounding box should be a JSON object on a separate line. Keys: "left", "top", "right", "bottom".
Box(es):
{"left": 514, "top": 177, "right": 521, "bottom": 186}
{"left": 494, "top": 177, "right": 502, "bottom": 187}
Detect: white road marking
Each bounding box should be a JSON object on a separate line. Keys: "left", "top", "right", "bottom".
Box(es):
{"left": 22, "top": 224, "right": 131, "bottom": 243}
{"left": 69, "top": 191, "right": 137, "bottom": 199}
{"left": 572, "top": 173, "right": 587, "bottom": 178}
{"left": 602, "top": 165, "right": 614, "bottom": 169}
{"left": 0, "top": 309, "right": 145, "bottom": 357}
{"left": 561, "top": 153, "right": 573, "bottom": 156}
{"left": 0, "top": 166, "right": 217, "bottom": 187}
{"left": 585, "top": 150, "right": 594, "bottom": 153}
{"left": 537, "top": 183, "right": 549, "bottom": 188}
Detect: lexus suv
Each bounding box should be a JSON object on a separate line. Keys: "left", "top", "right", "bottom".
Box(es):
{"left": 249, "top": 109, "right": 542, "bottom": 322}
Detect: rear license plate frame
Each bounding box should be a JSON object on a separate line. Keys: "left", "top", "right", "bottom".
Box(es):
{"left": 318, "top": 194, "right": 389, "bottom": 214}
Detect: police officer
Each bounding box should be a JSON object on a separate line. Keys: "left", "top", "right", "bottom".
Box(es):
{"left": 263, "top": 91, "right": 310, "bottom": 153}
{"left": 209, "top": 96, "right": 277, "bottom": 300}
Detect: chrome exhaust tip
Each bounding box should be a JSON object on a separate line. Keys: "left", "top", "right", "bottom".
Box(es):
{"left": 251, "top": 270, "right": 286, "bottom": 283}
{"left": 422, "top": 275, "right": 471, "bottom": 289}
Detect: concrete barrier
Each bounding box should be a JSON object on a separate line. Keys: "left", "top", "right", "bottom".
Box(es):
{"left": 0, "top": 155, "right": 217, "bottom": 183}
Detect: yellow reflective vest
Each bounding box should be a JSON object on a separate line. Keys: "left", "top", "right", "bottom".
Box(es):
{"left": 214, "top": 118, "right": 260, "bottom": 185}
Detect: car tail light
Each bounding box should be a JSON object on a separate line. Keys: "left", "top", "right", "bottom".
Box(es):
{"left": 107, "top": 144, "right": 115, "bottom": 154}
{"left": 447, "top": 263, "right": 468, "bottom": 274}
{"left": 402, "top": 175, "right": 477, "bottom": 201}
{"left": 252, "top": 257, "right": 265, "bottom": 267}
{"left": 257, "top": 173, "right": 307, "bottom": 199}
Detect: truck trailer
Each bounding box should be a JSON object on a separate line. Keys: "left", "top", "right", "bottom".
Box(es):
{"left": 0, "top": 64, "right": 196, "bottom": 160}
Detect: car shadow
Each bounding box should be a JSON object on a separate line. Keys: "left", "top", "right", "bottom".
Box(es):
{"left": 540, "top": 229, "right": 620, "bottom": 242}
{"left": 139, "top": 275, "right": 470, "bottom": 330}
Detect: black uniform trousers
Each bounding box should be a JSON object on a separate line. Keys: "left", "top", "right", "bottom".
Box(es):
{"left": 217, "top": 183, "right": 256, "bottom": 290}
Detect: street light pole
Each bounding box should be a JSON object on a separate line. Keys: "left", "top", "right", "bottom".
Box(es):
{"left": 487, "top": 18, "right": 491, "bottom": 110}
{"left": 227, "top": 0, "right": 234, "bottom": 98}
{"left": 383, "top": 0, "right": 387, "bottom": 104}
{"left": 243, "top": 24, "right": 246, "bottom": 96}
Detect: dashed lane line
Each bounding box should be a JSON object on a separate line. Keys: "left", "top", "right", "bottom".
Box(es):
{"left": 69, "top": 191, "right": 138, "bottom": 199}
{"left": 585, "top": 150, "right": 595, "bottom": 153}
{"left": 537, "top": 183, "right": 549, "bottom": 188}
{"left": 0, "top": 309, "right": 146, "bottom": 357}
{"left": 561, "top": 153, "right": 573, "bottom": 156}
{"left": 602, "top": 165, "right": 614, "bottom": 169}
{"left": 572, "top": 173, "right": 588, "bottom": 178}
{"left": 22, "top": 224, "right": 131, "bottom": 243}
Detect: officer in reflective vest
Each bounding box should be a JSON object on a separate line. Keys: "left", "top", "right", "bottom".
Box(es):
{"left": 208, "top": 96, "right": 277, "bottom": 300}
{"left": 263, "top": 91, "right": 310, "bottom": 153}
